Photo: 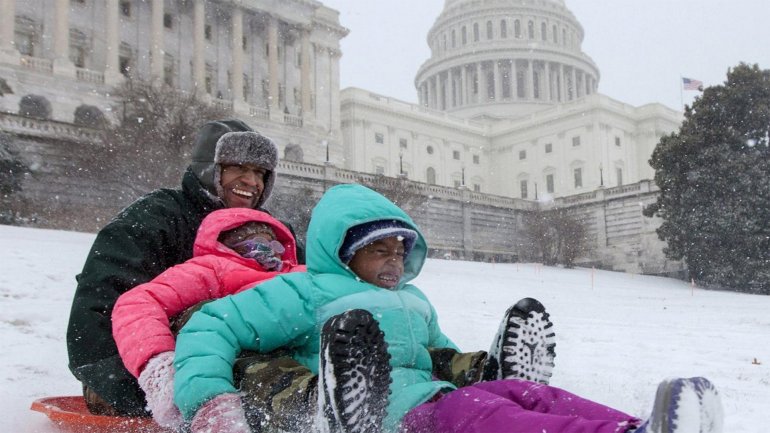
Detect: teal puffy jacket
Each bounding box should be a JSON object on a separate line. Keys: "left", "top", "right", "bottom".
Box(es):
{"left": 174, "top": 184, "right": 458, "bottom": 431}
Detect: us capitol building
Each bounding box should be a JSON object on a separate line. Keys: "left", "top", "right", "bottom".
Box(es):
{"left": 0, "top": 0, "right": 684, "bottom": 273}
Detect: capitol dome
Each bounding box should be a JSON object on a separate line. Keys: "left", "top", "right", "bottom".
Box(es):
{"left": 415, "top": 0, "right": 599, "bottom": 119}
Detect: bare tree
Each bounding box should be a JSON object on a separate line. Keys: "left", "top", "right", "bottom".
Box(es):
{"left": 92, "top": 79, "right": 231, "bottom": 198}
{"left": 268, "top": 184, "right": 318, "bottom": 245}
{"left": 357, "top": 174, "right": 429, "bottom": 215}
{"left": 0, "top": 132, "right": 31, "bottom": 224}
{"left": 522, "top": 208, "right": 590, "bottom": 268}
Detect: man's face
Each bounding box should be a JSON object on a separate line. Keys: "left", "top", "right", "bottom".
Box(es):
{"left": 219, "top": 164, "right": 267, "bottom": 208}
{"left": 347, "top": 237, "right": 405, "bottom": 289}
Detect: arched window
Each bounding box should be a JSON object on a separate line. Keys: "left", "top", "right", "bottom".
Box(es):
{"left": 514, "top": 20, "right": 521, "bottom": 38}
{"left": 552, "top": 25, "right": 558, "bottom": 43}
{"left": 451, "top": 29, "right": 456, "bottom": 48}
{"left": 486, "top": 21, "right": 493, "bottom": 39}
{"left": 426, "top": 167, "right": 437, "bottom": 185}
{"left": 473, "top": 23, "right": 480, "bottom": 41}
{"left": 462, "top": 26, "right": 467, "bottom": 44}
{"left": 562, "top": 29, "right": 567, "bottom": 46}
{"left": 541, "top": 22, "right": 547, "bottom": 40}
{"left": 528, "top": 21, "right": 535, "bottom": 39}
{"left": 500, "top": 20, "right": 507, "bottom": 38}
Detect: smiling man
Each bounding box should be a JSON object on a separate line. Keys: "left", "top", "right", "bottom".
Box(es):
{"left": 66, "top": 119, "right": 305, "bottom": 416}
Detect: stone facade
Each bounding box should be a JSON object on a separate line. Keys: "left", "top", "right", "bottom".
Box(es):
{"left": 0, "top": 0, "right": 349, "bottom": 164}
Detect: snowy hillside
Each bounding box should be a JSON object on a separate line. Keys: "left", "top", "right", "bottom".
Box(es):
{"left": 1, "top": 224, "right": 768, "bottom": 432}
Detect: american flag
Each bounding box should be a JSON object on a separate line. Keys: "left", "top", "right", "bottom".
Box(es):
{"left": 682, "top": 77, "right": 703, "bottom": 91}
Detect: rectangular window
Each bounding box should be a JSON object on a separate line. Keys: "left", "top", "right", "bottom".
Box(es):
{"left": 120, "top": 1, "right": 131, "bottom": 17}
{"left": 399, "top": 138, "right": 408, "bottom": 149}
{"left": 375, "top": 165, "right": 385, "bottom": 175}
{"left": 545, "top": 143, "right": 552, "bottom": 153}
{"left": 572, "top": 136, "right": 581, "bottom": 147}
{"left": 205, "top": 25, "right": 212, "bottom": 40}
{"left": 519, "top": 150, "right": 526, "bottom": 160}
{"left": 163, "top": 13, "right": 173, "bottom": 29}
{"left": 119, "top": 56, "right": 131, "bottom": 76}
{"left": 546, "top": 174, "right": 554, "bottom": 193}
{"left": 375, "top": 133, "right": 384, "bottom": 144}
{"left": 242, "top": 36, "right": 248, "bottom": 50}
{"left": 473, "top": 154, "right": 480, "bottom": 164}
{"left": 473, "top": 184, "right": 481, "bottom": 192}
{"left": 616, "top": 168, "right": 623, "bottom": 186}
{"left": 520, "top": 180, "right": 528, "bottom": 199}
{"left": 574, "top": 168, "right": 583, "bottom": 188}
{"left": 453, "top": 150, "right": 461, "bottom": 160}
{"left": 615, "top": 136, "right": 621, "bottom": 147}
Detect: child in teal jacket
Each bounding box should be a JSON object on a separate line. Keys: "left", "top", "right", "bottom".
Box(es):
{"left": 174, "top": 183, "right": 457, "bottom": 432}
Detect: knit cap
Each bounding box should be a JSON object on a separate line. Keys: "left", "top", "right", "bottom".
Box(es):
{"left": 339, "top": 220, "right": 417, "bottom": 264}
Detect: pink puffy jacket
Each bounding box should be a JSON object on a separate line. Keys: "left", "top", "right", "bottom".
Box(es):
{"left": 112, "top": 208, "right": 305, "bottom": 377}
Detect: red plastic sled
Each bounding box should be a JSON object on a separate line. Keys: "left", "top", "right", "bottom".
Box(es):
{"left": 31, "top": 396, "right": 172, "bottom": 433}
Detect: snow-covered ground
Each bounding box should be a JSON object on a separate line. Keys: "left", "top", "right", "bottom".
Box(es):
{"left": 1, "top": 223, "right": 768, "bottom": 432}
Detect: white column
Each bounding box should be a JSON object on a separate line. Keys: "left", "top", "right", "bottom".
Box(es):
{"left": 231, "top": 7, "right": 244, "bottom": 101}
{"left": 104, "top": 0, "right": 122, "bottom": 84}
{"left": 460, "top": 65, "right": 467, "bottom": 106}
{"left": 510, "top": 60, "right": 517, "bottom": 100}
{"left": 432, "top": 75, "right": 439, "bottom": 108}
{"left": 192, "top": 0, "right": 206, "bottom": 93}
{"left": 0, "top": 0, "right": 19, "bottom": 63}
{"left": 425, "top": 79, "right": 433, "bottom": 108}
{"left": 527, "top": 60, "right": 535, "bottom": 100}
{"left": 267, "top": 15, "right": 280, "bottom": 116}
{"left": 559, "top": 64, "right": 566, "bottom": 102}
{"left": 1, "top": 0, "right": 16, "bottom": 53}
{"left": 493, "top": 60, "right": 501, "bottom": 101}
{"left": 544, "top": 62, "right": 551, "bottom": 102}
{"left": 301, "top": 27, "right": 313, "bottom": 117}
{"left": 571, "top": 67, "right": 577, "bottom": 100}
{"left": 330, "top": 49, "right": 342, "bottom": 133}
{"left": 447, "top": 69, "right": 455, "bottom": 108}
{"left": 478, "top": 62, "right": 486, "bottom": 102}
{"left": 53, "top": 0, "right": 75, "bottom": 76}
{"left": 150, "top": 0, "right": 164, "bottom": 82}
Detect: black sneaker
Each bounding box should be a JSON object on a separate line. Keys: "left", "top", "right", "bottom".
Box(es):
{"left": 483, "top": 297, "right": 556, "bottom": 384}
{"left": 318, "top": 309, "right": 391, "bottom": 433}
{"left": 636, "top": 377, "right": 723, "bottom": 433}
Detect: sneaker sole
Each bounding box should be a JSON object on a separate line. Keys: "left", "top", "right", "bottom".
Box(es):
{"left": 490, "top": 297, "right": 556, "bottom": 384}
{"left": 318, "top": 309, "right": 391, "bottom": 433}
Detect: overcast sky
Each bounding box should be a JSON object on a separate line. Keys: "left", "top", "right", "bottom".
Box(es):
{"left": 321, "top": 0, "right": 770, "bottom": 111}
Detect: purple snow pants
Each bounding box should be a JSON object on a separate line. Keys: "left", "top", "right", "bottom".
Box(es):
{"left": 401, "top": 379, "right": 642, "bottom": 433}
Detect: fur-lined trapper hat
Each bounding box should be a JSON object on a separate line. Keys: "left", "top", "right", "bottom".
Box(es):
{"left": 188, "top": 120, "right": 277, "bottom": 209}
{"left": 213, "top": 131, "right": 278, "bottom": 209}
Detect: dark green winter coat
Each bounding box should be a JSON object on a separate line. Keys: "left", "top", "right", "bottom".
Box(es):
{"left": 66, "top": 119, "right": 304, "bottom": 415}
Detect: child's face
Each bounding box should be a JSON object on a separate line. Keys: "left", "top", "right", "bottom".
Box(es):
{"left": 230, "top": 233, "right": 280, "bottom": 258}
{"left": 348, "top": 237, "right": 405, "bottom": 289}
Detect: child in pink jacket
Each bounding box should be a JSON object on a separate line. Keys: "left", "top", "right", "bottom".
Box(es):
{"left": 112, "top": 207, "right": 304, "bottom": 427}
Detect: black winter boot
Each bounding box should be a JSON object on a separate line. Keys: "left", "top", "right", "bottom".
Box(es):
{"left": 483, "top": 297, "right": 556, "bottom": 384}
{"left": 318, "top": 309, "right": 391, "bottom": 433}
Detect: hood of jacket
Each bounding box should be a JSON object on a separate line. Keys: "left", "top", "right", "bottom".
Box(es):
{"left": 305, "top": 184, "right": 427, "bottom": 287}
{"left": 194, "top": 207, "right": 298, "bottom": 267}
